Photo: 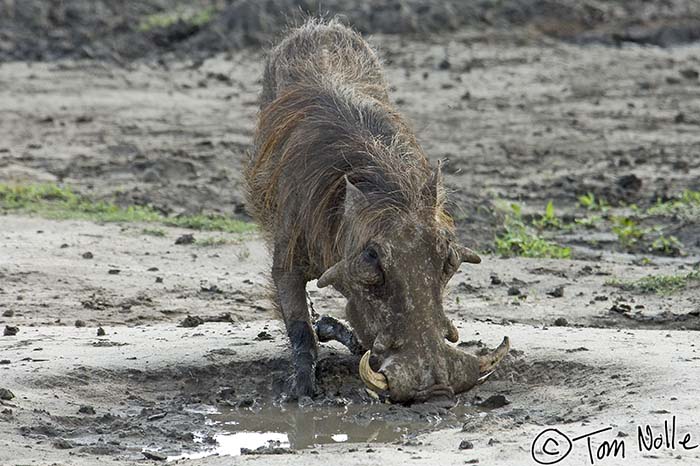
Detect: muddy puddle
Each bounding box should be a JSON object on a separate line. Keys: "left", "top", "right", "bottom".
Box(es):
{"left": 168, "top": 402, "right": 473, "bottom": 459}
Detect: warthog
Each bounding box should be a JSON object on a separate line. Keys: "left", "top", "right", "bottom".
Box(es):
{"left": 245, "top": 19, "right": 509, "bottom": 404}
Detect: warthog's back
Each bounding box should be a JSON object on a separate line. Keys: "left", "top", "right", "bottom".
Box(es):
{"left": 260, "top": 19, "right": 389, "bottom": 107}
{"left": 246, "top": 19, "right": 430, "bottom": 275}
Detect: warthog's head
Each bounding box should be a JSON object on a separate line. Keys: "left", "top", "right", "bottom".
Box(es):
{"left": 318, "top": 172, "right": 509, "bottom": 404}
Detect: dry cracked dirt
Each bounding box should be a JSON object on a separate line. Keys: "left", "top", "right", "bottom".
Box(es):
{"left": 1, "top": 8, "right": 700, "bottom": 466}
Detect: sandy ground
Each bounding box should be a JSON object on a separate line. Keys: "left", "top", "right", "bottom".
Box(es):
{"left": 1, "top": 27, "right": 700, "bottom": 466}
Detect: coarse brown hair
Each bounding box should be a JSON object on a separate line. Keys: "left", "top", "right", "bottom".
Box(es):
{"left": 245, "top": 19, "right": 454, "bottom": 273}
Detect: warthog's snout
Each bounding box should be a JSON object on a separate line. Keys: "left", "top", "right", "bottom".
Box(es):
{"left": 359, "top": 336, "right": 510, "bottom": 404}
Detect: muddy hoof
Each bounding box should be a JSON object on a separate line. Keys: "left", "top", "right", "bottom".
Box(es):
{"left": 290, "top": 370, "right": 316, "bottom": 401}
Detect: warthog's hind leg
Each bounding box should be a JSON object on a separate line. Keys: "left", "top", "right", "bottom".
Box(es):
{"left": 314, "top": 315, "right": 365, "bottom": 356}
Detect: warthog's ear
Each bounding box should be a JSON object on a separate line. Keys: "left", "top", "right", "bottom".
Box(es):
{"left": 317, "top": 260, "right": 345, "bottom": 288}
{"left": 343, "top": 175, "right": 367, "bottom": 218}
{"left": 424, "top": 160, "right": 445, "bottom": 209}
{"left": 456, "top": 245, "right": 481, "bottom": 264}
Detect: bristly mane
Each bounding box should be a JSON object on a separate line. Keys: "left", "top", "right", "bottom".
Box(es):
{"left": 245, "top": 20, "right": 453, "bottom": 273}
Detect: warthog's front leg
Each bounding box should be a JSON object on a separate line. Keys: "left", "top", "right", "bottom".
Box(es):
{"left": 314, "top": 315, "right": 365, "bottom": 355}
{"left": 272, "top": 260, "right": 317, "bottom": 399}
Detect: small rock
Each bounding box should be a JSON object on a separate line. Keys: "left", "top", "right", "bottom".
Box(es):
{"left": 175, "top": 234, "right": 195, "bottom": 245}
{"left": 680, "top": 68, "right": 699, "bottom": 80}
{"left": 507, "top": 286, "right": 521, "bottom": 296}
{"left": 666, "top": 76, "right": 681, "bottom": 85}
{"left": 438, "top": 58, "right": 451, "bottom": 70}
{"left": 479, "top": 394, "right": 510, "bottom": 409}
{"left": 2, "top": 309, "right": 14, "bottom": 317}
{"left": 3, "top": 326, "right": 19, "bottom": 336}
{"left": 147, "top": 267, "right": 159, "bottom": 272}
{"left": 180, "top": 315, "right": 204, "bottom": 328}
{"left": 465, "top": 460, "right": 480, "bottom": 464}
{"left": 547, "top": 286, "right": 565, "bottom": 298}
{"left": 82, "top": 251, "right": 93, "bottom": 259}
{"left": 255, "top": 331, "right": 274, "bottom": 341}
{"left": 489, "top": 274, "right": 502, "bottom": 285}
{"left": 78, "top": 405, "right": 96, "bottom": 415}
{"left": 0, "top": 388, "right": 15, "bottom": 400}
{"left": 459, "top": 440, "right": 474, "bottom": 450}
{"left": 460, "top": 91, "right": 471, "bottom": 100}
{"left": 674, "top": 112, "right": 686, "bottom": 124}
{"left": 617, "top": 431, "right": 629, "bottom": 438}
{"left": 155, "top": 277, "right": 163, "bottom": 283}
{"left": 97, "top": 327, "right": 106, "bottom": 336}
{"left": 0, "top": 360, "right": 10, "bottom": 364}
{"left": 142, "top": 450, "right": 167, "bottom": 461}
{"left": 75, "top": 320, "right": 86, "bottom": 328}
{"left": 60, "top": 243, "right": 69, "bottom": 248}
{"left": 108, "top": 268, "right": 120, "bottom": 275}
{"left": 553, "top": 317, "right": 568, "bottom": 327}
{"left": 488, "top": 438, "right": 501, "bottom": 445}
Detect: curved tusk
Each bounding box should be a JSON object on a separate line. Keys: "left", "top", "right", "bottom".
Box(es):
{"left": 478, "top": 336, "right": 510, "bottom": 375}
{"left": 317, "top": 261, "right": 344, "bottom": 288}
{"left": 456, "top": 245, "right": 481, "bottom": 264}
{"left": 359, "top": 350, "right": 388, "bottom": 392}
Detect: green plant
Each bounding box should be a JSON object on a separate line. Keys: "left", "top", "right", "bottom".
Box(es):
{"left": 138, "top": 7, "right": 215, "bottom": 32}
{"left": 573, "top": 214, "right": 602, "bottom": 229}
{"left": 578, "top": 192, "right": 609, "bottom": 211}
{"left": 195, "top": 237, "right": 229, "bottom": 247}
{"left": 606, "top": 269, "right": 700, "bottom": 295}
{"left": 0, "top": 183, "right": 256, "bottom": 234}
{"left": 141, "top": 228, "right": 166, "bottom": 237}
{"left": 611, "top": 216, "right": 647, "bottom": 248}
{"left": 650, "top": 235, "right": 683, "bottom": 256}
{"left": 532, "top": 200, "right": 562, "bottom": 230}
{"left": 647, "top": 190, "right": 700, "bottom": 218}
{"left": 495, "top": 204, "right": 571, "bottom": 259}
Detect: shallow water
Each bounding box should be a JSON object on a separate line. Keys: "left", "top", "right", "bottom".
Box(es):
{"left": 169, "top": 402, "right": 469, "bottom": 460}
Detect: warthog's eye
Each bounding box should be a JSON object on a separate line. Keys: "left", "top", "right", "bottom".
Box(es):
{"left": 356, "top": 245, "right": 384, "bottom": 287}
{"left": 363, "top": 246, "right": 379, "bottom": 263}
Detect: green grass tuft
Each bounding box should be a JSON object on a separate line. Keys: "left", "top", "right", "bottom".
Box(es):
{"left": 646, "top": 190, "right": 700, "bottom": 218}
{"left": 0, "top": 183, "right": 255, "bottom": 234}
{"left": 606, "top": 269, "right": 700, "bottom": 295}
{"left": 495, "top": 203, "right": 571, "bottom": 259}
{"left": 138, "top": 7, "right": 215, "bottom": 32}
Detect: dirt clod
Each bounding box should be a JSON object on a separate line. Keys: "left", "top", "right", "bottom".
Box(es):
{"left": 0, "top": 388, "right": 15, "bottom": 400}
{"left": 459, "top": 440, "right": 474, "bottom": 450}
{"left": 180, "top": 315, "right": 204, "bottom": 328}
{"left": 680, "top": 68, "right": 699, "bottom": 80}
{"left": 507, "top": 286, "right": 521, "bottom": 296}
{"left": 78, "top": 405, "right": 96, "bottom": 415}
{"left": 175, "top": 234, "right": 195, "bottom": 245}
{"left": 553, "top": 317, "right": 569, "bottom": 327}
